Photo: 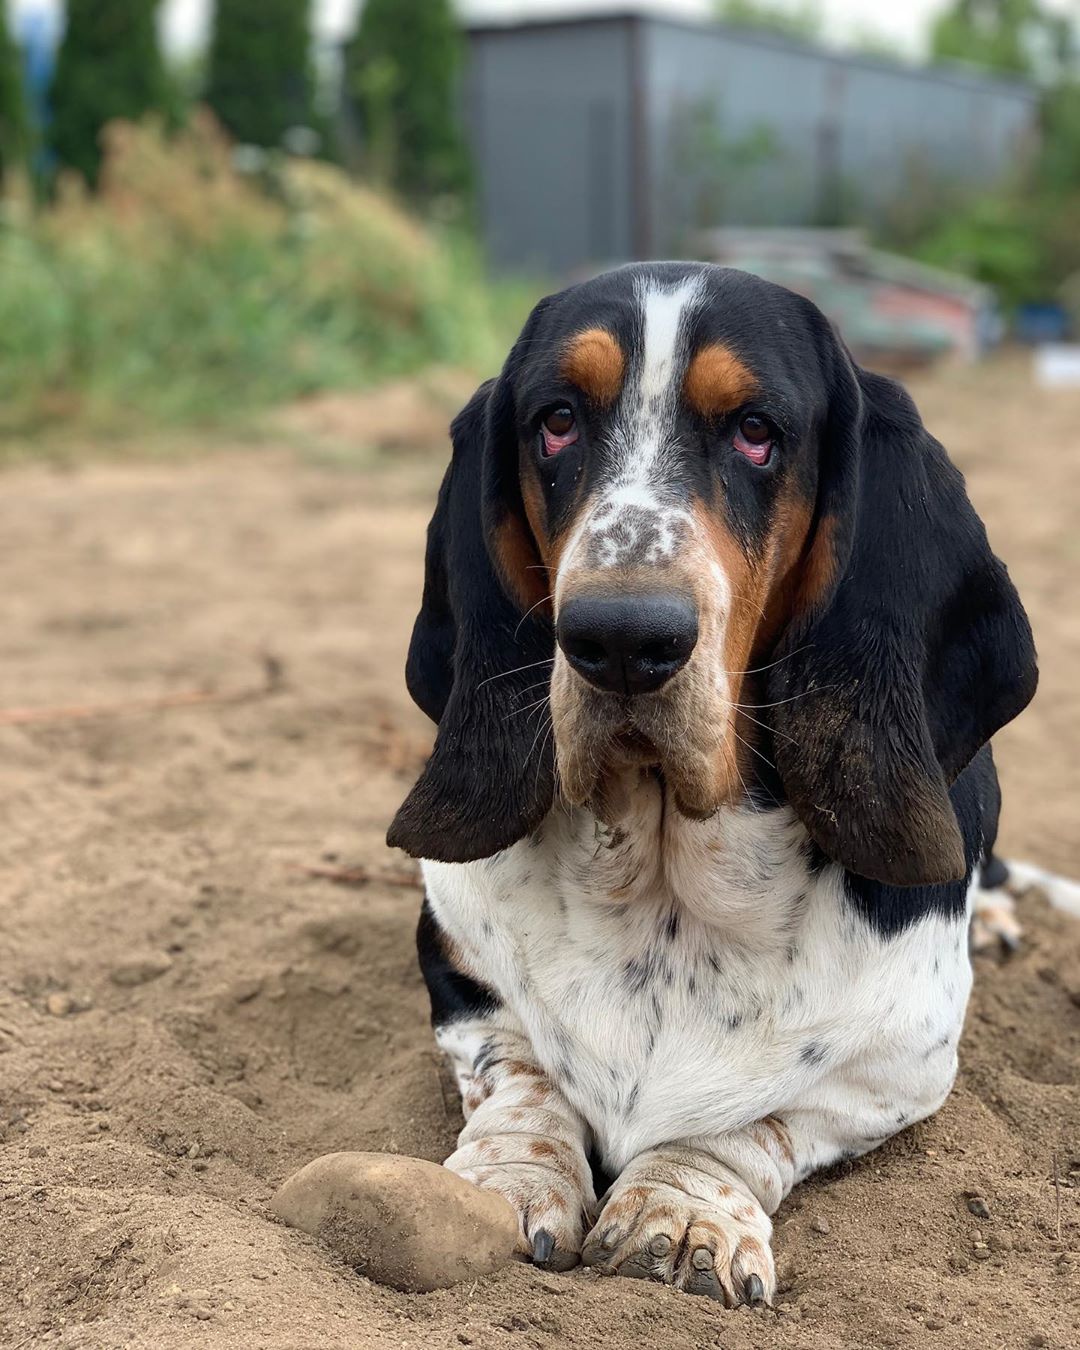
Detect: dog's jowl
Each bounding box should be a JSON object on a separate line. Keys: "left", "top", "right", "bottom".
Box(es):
{"left": 389, "top": 263, "right": 1037, "bottom": 1302}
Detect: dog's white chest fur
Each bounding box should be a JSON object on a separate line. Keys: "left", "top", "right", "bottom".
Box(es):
{"left": 423, "top": 789, "right": 972, "bottom": 1176}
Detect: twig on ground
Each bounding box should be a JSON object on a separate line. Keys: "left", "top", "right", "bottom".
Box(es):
{"left": 0, "top": 655, "right": 284, "bottom": 727}
{"left": 286, "top": 861, "right": 422, "bottom": 890}
{"left": 1053, "top": 1152, "right": 1062, "bottom": 1243}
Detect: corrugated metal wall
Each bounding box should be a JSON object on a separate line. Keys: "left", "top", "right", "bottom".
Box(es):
{"left": 643, "top": 20, "right": 1038, "bottom": 254}
{"left": 465, "top": 15, "right": 1040, "bottom": 276}
{"left": 465, "top": 18, "right": 635, "bottom": 274}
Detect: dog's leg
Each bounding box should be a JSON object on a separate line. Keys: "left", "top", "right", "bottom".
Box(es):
{"left": 417, "top": 898, "right": 595, "bottom": 1268}
{"left": 970, "top": 853, "right": 1022, "bottom": 952}
{"left": 438, "top": 1016, "right": 596, "bottom": 1270}
{"left": 971, "top": 854, "right": 1080, "bottom": 952}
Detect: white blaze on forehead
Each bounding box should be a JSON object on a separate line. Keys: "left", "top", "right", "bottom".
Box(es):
{"left": 634, "top": 272, "right": 708, "bottom": 420}
{"left": 556, "top": 273, "right": 707, "bottom": 594}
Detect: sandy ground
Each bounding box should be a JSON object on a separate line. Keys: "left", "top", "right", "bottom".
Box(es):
{"left": 1, "top": 357, "right": 1078, "bottom": 1349}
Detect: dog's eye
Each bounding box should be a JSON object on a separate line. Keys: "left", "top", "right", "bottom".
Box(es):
{"left": 541, "top": 406, "right": 578, "bottom": 456}
{"left": 734, "top": 415, "right": 774, "bottom": 465}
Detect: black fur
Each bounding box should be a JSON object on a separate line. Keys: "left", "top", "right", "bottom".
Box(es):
{"left": 416, "top": 897, "right": 499, "bottom": 1026}
{"left": 387, "top": 311, "right": 558, "bottom": 862}
{"left": 768, "top": 351, "right": 1037, "bottom": 887}
{"left": 843, "top": 744, "right": 998, "bottom": 935}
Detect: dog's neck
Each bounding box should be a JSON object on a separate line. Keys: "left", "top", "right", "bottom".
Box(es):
{"left": 533, "top": 773, "right": 817, "bottom": 943}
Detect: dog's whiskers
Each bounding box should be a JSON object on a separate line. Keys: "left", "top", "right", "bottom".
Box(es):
{"left": 475, "top": 657, "right": 555, "bottom": 692}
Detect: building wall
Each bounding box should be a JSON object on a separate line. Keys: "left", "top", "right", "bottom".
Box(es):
{"left": 466, "top": 18, "right": 636, "bottom": 274}
{"left": 465, "top": 16, "right": 1040, "bottom": 275}
{"left": 643, "top": 19, "right": 1038, "bottom": 255}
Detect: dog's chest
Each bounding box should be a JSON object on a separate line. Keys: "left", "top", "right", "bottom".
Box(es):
{"left": 423, "top": 804, "right": 971, "bottom": 1171}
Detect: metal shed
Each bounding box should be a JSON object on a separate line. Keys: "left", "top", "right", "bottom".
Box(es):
{"left": 464, "top": 10, "right": 1041, "bottom": 276}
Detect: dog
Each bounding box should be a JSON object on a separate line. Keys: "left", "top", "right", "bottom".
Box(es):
{"left": 387, "top": 262, "right": 1038, "bottom": 1303}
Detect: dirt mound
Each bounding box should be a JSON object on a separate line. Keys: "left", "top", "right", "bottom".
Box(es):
{"left": 2, "top": 361, "right": 1079, "bottom": 1348}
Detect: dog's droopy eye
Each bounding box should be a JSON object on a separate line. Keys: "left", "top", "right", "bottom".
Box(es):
{"left": 734, "top": 415, "right": 774, "bottom": 465}
{"left": 541, "top": 406, "right": 578, "bottom": 456}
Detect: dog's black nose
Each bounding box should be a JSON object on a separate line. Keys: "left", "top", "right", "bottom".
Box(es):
{"left": 557, "top": 594, "right": 698, "bottom": 695}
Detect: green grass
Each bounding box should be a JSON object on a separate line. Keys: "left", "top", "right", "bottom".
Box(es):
{"left": 0, "top": 115, "right": 539, "bottom": 439}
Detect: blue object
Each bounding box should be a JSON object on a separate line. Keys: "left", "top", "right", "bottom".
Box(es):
{"left": 1015, "top": 303, "right": 1071, "bottom": 345}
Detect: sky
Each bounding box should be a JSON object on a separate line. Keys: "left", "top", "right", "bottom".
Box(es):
{"left": 8, "top": 0, "right": 956, "bottom": 59}
{"left": 8, "top": 0, "right": 1079, "bottom": 60}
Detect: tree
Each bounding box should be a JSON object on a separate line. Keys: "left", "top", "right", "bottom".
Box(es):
{"left": 50, "top": 0, "right": 170, "bottom": 186}
{"left": 931, "top": 0, "right": 1048, "bottom": 77}
{"left": 205, "top": 0, "right": 315, "bottom": 148}
{"left": 344, "top": 0, "right": 471, "bottom": 207}
{"left": 0, "top": 4, "right": 28, "bottom": 184}
{"left": 714, "top": 0, "right": 823, "bottom": 43}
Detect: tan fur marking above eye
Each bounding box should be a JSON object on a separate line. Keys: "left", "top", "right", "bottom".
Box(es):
{"left": 684, "top": 343, "right": 758, "bottom": 417}
{"left": 561, "top": 327, "right": 626, "bottom": 407}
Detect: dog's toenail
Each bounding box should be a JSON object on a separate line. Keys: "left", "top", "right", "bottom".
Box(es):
{"left": 691, "top": 1247, "right": 713, "bottom": 1271}
{"left": 531, "top": 1229, "right": 554, "bottom": 1265}
{"left": 745, "top": 1273, "right": 765, "bottom": 1304}
{"left": 648, "top": 1234, "right": 671, "bottom": 1257}
{"left": 601, "top": 1228, "right": 619, "bottom": 1249}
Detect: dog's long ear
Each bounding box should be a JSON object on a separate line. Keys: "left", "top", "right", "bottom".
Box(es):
{"left": 769, "top": 337, "right": 1037, "bottom": 887}
{"left": 388, "top": 312, "right": 556, "bottom": 863}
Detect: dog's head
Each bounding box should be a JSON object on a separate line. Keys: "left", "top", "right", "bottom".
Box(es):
{"left": 389, "top": 263, "right": 1036, "bottom": 886}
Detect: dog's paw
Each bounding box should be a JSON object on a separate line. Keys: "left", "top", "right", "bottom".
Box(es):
{"left": 971, "top": 888, "right": 1022, "bottom": 953}
{"left": 581, "top": 1175, "right": 774, "bottom": 1305}
{"left": 444, "top": 1134, "right": 594, "bottom": 1270}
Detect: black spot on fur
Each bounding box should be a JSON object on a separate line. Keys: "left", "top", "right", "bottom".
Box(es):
{"left": 799, "top": 1041, "right": 827, "bottom": 1066}
{"left": 623, "top": 957, "right": 651, "bottom": 995}
{"left": 416, "top": 899, "right": 499, "bottom": 1028}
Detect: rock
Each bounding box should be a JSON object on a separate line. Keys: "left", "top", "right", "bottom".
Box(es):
{"left": 45, "top": 993, "right": 74, "bottom": 1017}
{"left": 966, "top": 1196, "right": 991, "bottom": 1220}
{"left": 110, "top": 954, "right": 173, "bottom": 987}
{"left": 270, "top": 1152, "right": 519, "bottom": 1293}
{"left": 810, "top": 1215, "right": 831, "bottom": 1235}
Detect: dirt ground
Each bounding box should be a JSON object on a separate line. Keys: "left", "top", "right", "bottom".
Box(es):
{"left": 1, "top": 357, "right": 1078, "bottom": 1350}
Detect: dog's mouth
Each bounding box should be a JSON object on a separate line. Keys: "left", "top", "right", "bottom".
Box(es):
{"left": 550, "top": 667, "right": 742, "bottom": 826}
{"left": 610, "top": 727, "right": 662, "bottom": 766}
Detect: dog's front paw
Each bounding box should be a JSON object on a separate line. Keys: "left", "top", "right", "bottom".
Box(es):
{"left": 445, "top": 1133, "right": 595, "bottom": 1270}
{"left": 581, "top": 1171, "right": 774, "bottom": 1305}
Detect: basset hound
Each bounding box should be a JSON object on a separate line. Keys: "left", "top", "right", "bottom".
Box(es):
{"left": 388, "top": 263, "right": 1038, "bottom": 1303}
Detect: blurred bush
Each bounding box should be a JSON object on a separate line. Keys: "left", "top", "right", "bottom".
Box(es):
{"left": 0, "top": 112, "right": 525, "bottom": 434}
{"left": 906, "top": 1, "right": 1080, "bottom": 317}
{"left": 890, "top": 80, "right": 1080, "bottom": 315}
